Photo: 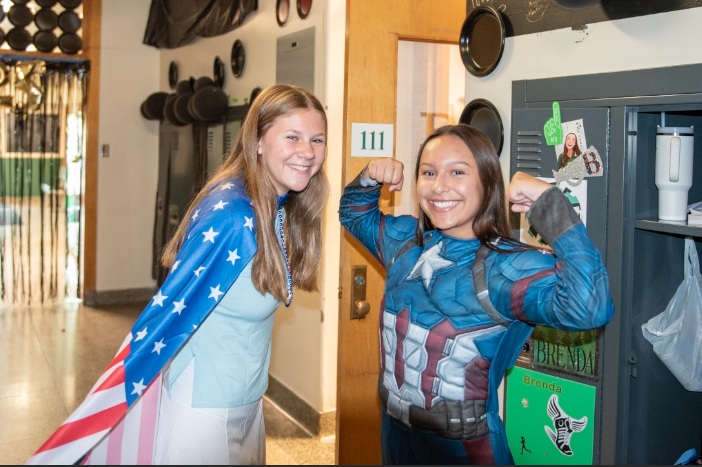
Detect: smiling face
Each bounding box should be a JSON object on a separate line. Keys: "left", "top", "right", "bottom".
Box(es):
{"left": 565, "top": 133, "right": 577, "bottom": 152}
{"left": 416, "top": 135, "right": 483, "bottom": 239}
{"left": 257, "top": 109, "right": 327, "bottom": 196}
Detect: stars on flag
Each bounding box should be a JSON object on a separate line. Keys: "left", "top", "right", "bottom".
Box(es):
{"left": 213, "top": 200, "right": 229, "bottom": 211}
{"left": 172, "top": 299, "right": 186, "bottom": 315}
{"left": 192, "top": 209, "right": 201, "bottom": 221}
{"left": 152, "top": 290, "right": 168, "bottom": 307}
{"left": 244, "top": 216, "right": 254, "bottom": 231}
{"left": 132, "top": 379, "right": 147, "bottom": 396}
{"left": 152, "top": 339, "right": 166, "bottom": 355}
{"left": 172, "top": 260, "right": 181, "bottom": 272}
{"left": 202, "top": 227, "right": 219, "bottom": 243}
{"left": 220, "top": 182, "right": 234, "bottom": 190}
{"left": 194, "top": 266, "right": 206, "bottom": 277}
{"left": 135, "top": 327, "right": 148, "bottom": 341}
{"left": 209, "top": 285, "right": 224, "bottom": 302}
{"left": 227, "top": 250, "right": 241, "bottom": 266}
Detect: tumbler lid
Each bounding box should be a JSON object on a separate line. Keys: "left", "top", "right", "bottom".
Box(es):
{"left": 657, "top": 126, "right": 694, "bottom": 136}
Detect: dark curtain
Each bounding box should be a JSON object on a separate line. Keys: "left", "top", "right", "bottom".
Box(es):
{"left": 143, "top": 0, "right": 258, "bottom": 49}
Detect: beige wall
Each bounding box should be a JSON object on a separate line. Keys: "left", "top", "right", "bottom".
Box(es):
{"left": 96, "top": 0, "right": 160, "bottom": 291}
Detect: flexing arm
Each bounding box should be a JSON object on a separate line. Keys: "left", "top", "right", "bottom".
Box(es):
{"left": 488, "top": 173, "right": 614, "bottom": 331}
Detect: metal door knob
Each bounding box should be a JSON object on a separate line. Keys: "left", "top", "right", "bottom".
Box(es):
{"left": 355, "top": 300, "right": 370, "bottom": 317}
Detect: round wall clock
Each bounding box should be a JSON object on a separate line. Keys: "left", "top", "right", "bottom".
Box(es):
{"left": 231, "top": 40, "right": 245, "bottom": 78}
{"left": 459, "top": 6, "right": 505, "bottom": 78}
{"left": 297, "top": 0, "right": 312, "bottom": 19}
{"left": 276, "top": 0, "right": 290, "bottom": 26}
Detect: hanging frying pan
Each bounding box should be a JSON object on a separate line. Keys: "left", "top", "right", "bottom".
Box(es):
{"left": 297, "top": 0, "right": 312, "bottom": 19}
{"left": 214, "top": 56, "right": 225, "bottom": 88}
{"left": 8, "top": 5, "right": 33, "bottom": 27}
{"left": 59, "top": 0, "right": 83, "bottom": 9}
{"left": 35, "top": 9, "right": 59, "bottom": 31}
{"left": 7, "top": 28, "right": 31, "bottom": 51}
{"left": 459, "top": 6, "right": 505, "bottom": 78}
{"left": 11, "top": 0, "right": 29, "bottom": 4}
{"left": 36, "top": 0, "right": 59, "bottom": 7}
{"left": 175, "top": 80, "right": 192, "bottom": 95}
{"left": 231, "top": 39, "right": 245, "bottom": 78}
{"left": 553, "top": 0, "right": 601, "bottom": 7}
{"left": 174, "top": 92, "right": 197, "bottom": 125}
{"left": 33, "top": 31, "right": 58, "bottom": 53}
{"left": 276, "top": 0, "right": 290, "bottom": 26}
{"left": 250, "top": 87, "right": 262, "bottom": 105}
{"left": 189, "top": 87, "right": 228, "bottom": 122}
{"left": 142, "top": 92, "right": 169, "bottom": 120}
{"left": 168, "top": 62, "right": 178, "bottom": 90}
{"left": 58, "top": 33, "right": 82, "bottom": 54}
{"left": 459, "top": 98, "right": 504, "bottom": 155}
{"left": 164, "top": 94, "right": 187, "bottom": 126}
{"left": 194, "top": 76, "right": 215, "bottom": 91}
{"left": 58, "top": 10, "right": 82, "bottom": 33}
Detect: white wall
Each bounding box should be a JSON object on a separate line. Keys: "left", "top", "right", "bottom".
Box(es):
{"left": 157, "top": 0, "right": 342, "bottom": 413}
{"left": 465, "top": 8, "right": 702, "bottom": 179}
{"left": 96, "top": 0, "right": 160, "bottom": 291}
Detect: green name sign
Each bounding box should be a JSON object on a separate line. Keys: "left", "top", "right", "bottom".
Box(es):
{"left": 506, "top": 367, "right": 596, "bottom": 465}
{"left": 531, "top": 327, "right": 599, "bottom": 380}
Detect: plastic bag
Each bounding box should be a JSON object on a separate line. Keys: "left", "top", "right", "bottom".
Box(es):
{"left": 642, "top": 237, "right": 702, "bottom": 391}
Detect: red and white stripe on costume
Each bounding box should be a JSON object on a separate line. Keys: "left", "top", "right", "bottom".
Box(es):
{"left": 26, "top": 334, "right": 162, "bottom": 465}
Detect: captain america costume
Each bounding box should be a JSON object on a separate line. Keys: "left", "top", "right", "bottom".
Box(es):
{"left": 339, "top": 170, "right": 614, "bottom": 465}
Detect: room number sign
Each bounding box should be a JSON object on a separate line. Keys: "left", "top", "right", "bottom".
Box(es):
{"left": 351, "top": 123, "right": 394, "bottom": 158}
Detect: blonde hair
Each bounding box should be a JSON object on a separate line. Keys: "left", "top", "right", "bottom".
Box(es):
{"left": 162, "top": 85, "right": 330, "bottom": 300}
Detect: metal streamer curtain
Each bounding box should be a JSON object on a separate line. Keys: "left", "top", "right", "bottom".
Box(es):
{"left": 0, "top": 60, "right": 88, "bottom": 304}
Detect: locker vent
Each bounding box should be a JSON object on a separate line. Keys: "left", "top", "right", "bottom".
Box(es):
{"left": 515, "top": 130, "right": 542, "bottom": 176}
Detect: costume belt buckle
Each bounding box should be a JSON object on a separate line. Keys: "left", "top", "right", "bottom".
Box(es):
{"left": 386, "top": 392, "right": 413, "bottom": 428}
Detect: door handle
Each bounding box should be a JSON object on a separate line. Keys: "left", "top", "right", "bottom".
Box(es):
{"left": 351, "top": 266, "right": 369, "bottom": 320}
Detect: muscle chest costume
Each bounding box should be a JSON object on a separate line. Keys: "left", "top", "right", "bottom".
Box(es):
{"left": 339, "top": 171, "right": 614, "bottom": 465}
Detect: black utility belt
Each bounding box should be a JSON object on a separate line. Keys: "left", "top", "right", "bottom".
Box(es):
{"left": 378, "top": 378, "right": 490, "bottom": 441}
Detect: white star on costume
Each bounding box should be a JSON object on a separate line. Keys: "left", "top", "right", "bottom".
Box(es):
{"left": 202, "top": 227, "right": 219, "bottom": 243}
{"left": 132, "top": 379, "right": 147, "bottom": 396}
{"left": 152, "top": 339, "right": 166, "bottom": 355}
{"left": 244, "top": 216, "right": 254, "bottom": 231}
{"left": 152, "top": 290, "right": 168, "bottom": 307}
{"left": 193, "top": 325, "right": 198, "bottom": 330}
{"left": 405, "top": 241, "right": 453, "bottom": 289}
{"left": 135, "top": 327, "right": 148, "bottom": 341}
{"left": 227, "top": 250, "right": 241, "bottom": 266}
{"left": 220, "top": 182, "right": 234, "bottom": 190}
{"left": 192, "top": 209, "right": 200, "bottom": 221}
{"left": 172, "top": 298, "right": 187, "bottom": 315}
{"left": 209, "top": 285, "right": 224, "bottom": 302}
{"left": 213, "top": 201, "right": 229, "bottom": 211}
{"left": 172, "top": 260, "right": 181, "bottom": 272}
{"left": 194, "top": 266, "right": 206, "bottom": 277}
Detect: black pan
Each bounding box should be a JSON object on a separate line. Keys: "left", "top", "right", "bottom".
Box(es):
{"left": 33, "top": 31, "right": 58, "bottom": 53}
{"left": 35, "top": 8, "right": 59, "bottom": 31}
{"left": 195, "top": 76, "right": 215, "bottom": 92}
{"left": 7, "top": 28, "right": 31, "bottom": 51}
{"left": 190, "top": 87, "right": 228, "bottom": 122}
{"left": 231, "top": 39, "right": 245, "bottom": 78}
{"left": 297, "top": 0, "right": 312, "bottom": 19}
{"left": 459, "top": 6, "right": 505, "bottom": 78}
{"left": 58, "top": 32, "right": 82, "bottom": 54}
{"left": 214, "top": 56, "right": 225, "bottom": 88}
{"left": 276, "top": 0, "right": 290, "bottom": 26}
{"left": 164, "top": 94, "right": 187, "bottom": 126}
{"left": 143, "top": 92, "right": 169, "bottom": 120}
{"left": 36, "top": 0, "right": 59, "bottom": 7}
{"left": 8, "top": 5, "right": 33, "bottom": 27}
{"left": 12, "top": 0, "right": 29, "bottom": 4}
{"left": 168, "top": 62, "right": 178, "bottom": 90}
{"left": 174, "top": 93, "right": 197, "bottom": 125}
{"left": 175, "top": 80, "right": 192, "bottom": 95}
{"left": 0, "top": 29, "right": 5, "bottom": 46}
{"left": 59, "top": 0, "right": 82, "bottom": 9}
{"left": 59, "top": 10, "right": 82, "bottom": 33}
{"left": 459, "top": 98, "right": 504, "bottom": 155}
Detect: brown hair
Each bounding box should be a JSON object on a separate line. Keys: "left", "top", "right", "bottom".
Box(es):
{"left": 560, "top": 132, "right": 582, "bottom": 166}
{"left": 414, "top": 124, "right": 523, "bottom": 251}
{"left": 162, "top": 84, "right": 330, "bottom": 300}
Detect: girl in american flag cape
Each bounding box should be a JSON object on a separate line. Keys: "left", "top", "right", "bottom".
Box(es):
{"left": 27, "top": 85, "right": 330, "bottom": 465}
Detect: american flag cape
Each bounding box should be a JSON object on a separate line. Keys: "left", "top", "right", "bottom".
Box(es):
{"left": 27, "top": 179, "right": 268, "bottom": 465}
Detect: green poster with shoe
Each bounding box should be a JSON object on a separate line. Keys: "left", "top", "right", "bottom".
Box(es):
{"left": 505, "top": 366, "right": 596, "bottom": 465}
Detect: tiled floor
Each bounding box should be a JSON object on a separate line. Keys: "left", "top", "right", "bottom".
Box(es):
{"left": 0, "top": 301, "right": 334, "bottom": 465}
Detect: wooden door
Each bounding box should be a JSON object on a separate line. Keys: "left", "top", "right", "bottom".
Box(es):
{"left": 335, "top": 1, "right": 466, "bottom": 464}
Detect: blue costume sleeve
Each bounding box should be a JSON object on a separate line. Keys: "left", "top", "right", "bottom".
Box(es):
{"left": 338, "top": 170, "right": 417, "bottom": 269}
{"left": 486, "top": 187, "right": 614, "bottom": 331}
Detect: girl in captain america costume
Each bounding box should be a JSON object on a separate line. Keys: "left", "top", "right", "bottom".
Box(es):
{"left": 339, "top": 124, "right": 613, "bottom": 465}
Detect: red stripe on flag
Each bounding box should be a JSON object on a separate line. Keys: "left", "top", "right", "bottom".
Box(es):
{"left": 93, "top": 365, "right": 125, "bottom": 394}
{"left": 110, "top": 343, "right": 131, "bottom": 368}
{"left": 35, "top": 403, "right": 127, "bottom": 454}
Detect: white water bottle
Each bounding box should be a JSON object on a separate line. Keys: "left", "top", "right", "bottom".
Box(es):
{"left": 656, "top": 125, "right": 694, "bottom": 222}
